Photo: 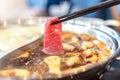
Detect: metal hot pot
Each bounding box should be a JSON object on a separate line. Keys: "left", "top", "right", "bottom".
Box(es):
{"left": 0, "top": 17, "right": 120, "bottom": 80}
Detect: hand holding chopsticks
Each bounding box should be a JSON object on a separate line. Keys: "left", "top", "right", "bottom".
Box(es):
{"left": 52, "top": 0, "right": 120, "bottom": 25}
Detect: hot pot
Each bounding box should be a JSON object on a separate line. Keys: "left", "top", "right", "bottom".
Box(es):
{"left": 0, "top": 17, "right": 120, "bottom": 80}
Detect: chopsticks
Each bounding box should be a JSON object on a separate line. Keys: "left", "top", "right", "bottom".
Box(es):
{"left": 52, "top": 0, "right": 120, "bottom": 24}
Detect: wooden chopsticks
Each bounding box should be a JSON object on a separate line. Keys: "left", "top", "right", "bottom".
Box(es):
{"left": 52, "top": 0, "right": 120, "bottom": 25}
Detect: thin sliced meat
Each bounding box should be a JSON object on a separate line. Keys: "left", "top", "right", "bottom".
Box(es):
{"left": 43, "top": 17, "right": 64, "bottom": 55}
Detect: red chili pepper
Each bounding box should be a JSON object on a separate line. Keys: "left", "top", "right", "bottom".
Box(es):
{"left": 43, "top": 17, "right": 64, "bottom": 55}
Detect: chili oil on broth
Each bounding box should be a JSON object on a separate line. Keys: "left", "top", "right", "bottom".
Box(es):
{"left": 0, "top": 31, "right": 111, "bottom": 79}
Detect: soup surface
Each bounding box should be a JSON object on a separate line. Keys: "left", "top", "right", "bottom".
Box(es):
{"left": 0, "top": 31, "right": 111, "bottom": 79}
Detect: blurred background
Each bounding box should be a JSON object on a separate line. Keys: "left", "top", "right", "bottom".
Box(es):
{"left": 0, "top": 0, "right": 120, "bottom": 43}
{"left": 0, "top": 0, "right": 119, "bottom": 21}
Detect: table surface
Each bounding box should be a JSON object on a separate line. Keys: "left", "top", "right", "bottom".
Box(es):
{"left": 101, "top": 55, "right": 120, "bottom": 80}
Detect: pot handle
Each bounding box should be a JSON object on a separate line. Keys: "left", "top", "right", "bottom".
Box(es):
{"left": 104, "top": 19, "right": 120, "bottom": 27}
{"left": 104, "top": 19, "right": 120, "bottom": 33}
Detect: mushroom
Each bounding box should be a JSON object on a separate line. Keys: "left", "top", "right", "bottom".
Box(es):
{"left": 67, "top": 36, "right": 79, "bottom": 46}
{"left": 62, "top": 32, "right": 74, "bottom": 41}
{"left": 77, "top": 34, "right": 95, "bottom": 41}
{"left": 61, "top": 52, "right": 85, "bottom": 68}
{"left": 0, "top": 69, "right": 30, "bottom": 76}
{"left": 44, "top": 56, "right": 61, "bottom": 74}
{"left": 81, "top": 41, "right": 94, "bottom": 50}
{"left": 86, "top": 55, "right": 98, "bottom": 63}
{"left": 62, "top": 43, "right": 76, "bottom": 51}
{"left": 64, "top": 56, "right": 85, "bottom": 67}
{"left": 92, "top": 40, "right": 106, "bottom": 48}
